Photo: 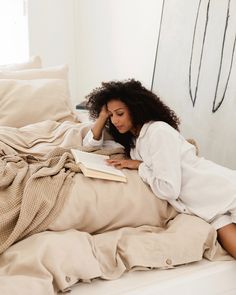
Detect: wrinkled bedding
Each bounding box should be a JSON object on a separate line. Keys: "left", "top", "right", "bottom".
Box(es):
{"left": 0, "top": 120, "right": 231, "bottom": 295}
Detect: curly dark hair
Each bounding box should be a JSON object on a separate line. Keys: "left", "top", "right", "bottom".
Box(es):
{"left": 86, "top": 79, "right": 180, "bottom": 155}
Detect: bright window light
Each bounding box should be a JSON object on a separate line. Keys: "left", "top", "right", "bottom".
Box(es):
{"left": 0, "top": 0, "right": 29, "bottom": 65}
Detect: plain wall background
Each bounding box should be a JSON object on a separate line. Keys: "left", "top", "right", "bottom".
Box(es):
{"left": 152, "top": 0, "right": 236, "bottom": 168}
{"left": 28, "top": 0, "right": 161, "bottom": 107}
{"left": 27, "top": 0, "right": 236, "bottom": 168}
{"left": 27, "top": 0, "right": 78, "bottom": 102}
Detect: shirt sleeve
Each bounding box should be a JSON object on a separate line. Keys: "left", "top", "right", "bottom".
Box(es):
{"left": 138, "top": 125, "right": 182, "bottom": 201}
{"left": 82, "top": 129, "right": 104, "bottom": 148}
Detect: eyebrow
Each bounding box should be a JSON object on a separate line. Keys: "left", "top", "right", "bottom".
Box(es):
{"left": 107, "top": 107, "right": 125, "bottom": 112}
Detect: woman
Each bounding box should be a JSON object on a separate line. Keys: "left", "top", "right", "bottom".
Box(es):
{"left": 83, "top": 79, "right": 236, "bottom": 259}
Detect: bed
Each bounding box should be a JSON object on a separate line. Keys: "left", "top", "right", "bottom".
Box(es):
{"left": 71, "top": 260, "right": 236, "bottom": 295}
{"left": 0, "top": 57, "right": 235, "bottom": 295}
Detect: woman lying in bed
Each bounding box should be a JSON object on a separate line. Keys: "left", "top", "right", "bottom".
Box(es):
{"left": 83, "top": 79, "right": 236, "bottom": 259}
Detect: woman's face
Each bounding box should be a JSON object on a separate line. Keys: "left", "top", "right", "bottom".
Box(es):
{"left": 107, "top": 99, "right": 134, "bottom": 134}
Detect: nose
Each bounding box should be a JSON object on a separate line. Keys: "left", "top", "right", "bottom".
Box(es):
{"left": 111, "top": 114, "right": 119, "bottom": 125}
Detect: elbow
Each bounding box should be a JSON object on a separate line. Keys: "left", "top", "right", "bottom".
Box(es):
{"left": 151, "top": 179, "right": 180, "bottom": 201}
{"left": 82, "top": 129, "right": 104, "bottom": 148}
{"left": 139, "top": 164, "right": 181, "bottom": 200}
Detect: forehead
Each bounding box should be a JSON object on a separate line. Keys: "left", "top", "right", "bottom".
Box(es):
{"left": 107, "top": 99, "right": 127, "bottom": 111}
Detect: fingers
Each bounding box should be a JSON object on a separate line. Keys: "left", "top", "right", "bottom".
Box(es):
{"left": 106, "top": 159, "right": 141, "bottom": 170}
{"left": 100, "top": 105, "right": 110, "bottom": 119}
{"left": 106, "top": 159, "right": 124, "bottom": 169}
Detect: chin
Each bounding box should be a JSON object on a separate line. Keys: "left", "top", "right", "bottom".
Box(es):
{"left": 118, "top": 129, "right": 127, "bottom": 134}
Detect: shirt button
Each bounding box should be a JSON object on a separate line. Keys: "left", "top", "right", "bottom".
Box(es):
{"left": 65, "top": 276, "right": 71, "bottom": 283}
{"left": 166, "top": 258, "right": 172, "bottom": 265}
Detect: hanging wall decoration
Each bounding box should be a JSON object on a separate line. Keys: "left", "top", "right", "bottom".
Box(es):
{"left": 152, "top": 0, "right": 236, "bottom": 168}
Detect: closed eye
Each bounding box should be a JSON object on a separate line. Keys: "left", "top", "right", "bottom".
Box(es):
{"left": 110, "top": 112, "right": 124, "bottom": 117}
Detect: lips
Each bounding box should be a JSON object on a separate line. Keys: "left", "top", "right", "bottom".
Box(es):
{"left": 115, "top": 125, "right": 122, "bottom": 129}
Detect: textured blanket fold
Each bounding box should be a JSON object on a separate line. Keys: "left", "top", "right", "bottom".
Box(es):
{"left": 0, "top": 147, "right": 77, "bottom": 254}
{"left": 0, "top": 120, "right": 233, "bottom": 295}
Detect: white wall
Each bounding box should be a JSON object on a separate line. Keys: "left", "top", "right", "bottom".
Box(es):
{"left": 27, "top": 0, "right": 161, "bottom": 107}
{"left": 27, "top": 0, "right": 236, "bottom": 168}
{"left": 74, "top": 0, "right": 162, "bottom": 103}
{"left": 0, "top": 0, "right": 29, "bottom": 64}
{"left": 152, "top": 0, "right": 236, "bottom": 168}
{"left": 27, "top": 0, "right": 78, "bottom": 103}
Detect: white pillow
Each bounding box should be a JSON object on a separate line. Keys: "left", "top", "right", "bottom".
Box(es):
{"left": 75, "top": 110, "right": 91, "bottom": 123}
{"left": 0, "top": 79, "right": 78, "bottom": 127}
{"left": 0, "top": 56, "right": 42, "bottom": 71}
{"left": 0, "top": 64, "right": 68, "bottom": 80}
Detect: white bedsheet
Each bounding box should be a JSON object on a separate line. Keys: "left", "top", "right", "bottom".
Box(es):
{"left": 71, "top": 259, "right": 236, "bottom": 295}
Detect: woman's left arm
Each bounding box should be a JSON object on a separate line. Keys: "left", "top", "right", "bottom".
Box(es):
{"left": 138, "top": 127, "right": 182, "bottom": 201}
{"left": 106, "top": 159, "right": 142, "bottom": 170}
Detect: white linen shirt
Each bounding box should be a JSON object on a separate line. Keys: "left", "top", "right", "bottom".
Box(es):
{"left": 132, "top": 121, "right": 236, "bottom": 222}
{"left": 83, "top": 121, "right": 236, "bottom": 223}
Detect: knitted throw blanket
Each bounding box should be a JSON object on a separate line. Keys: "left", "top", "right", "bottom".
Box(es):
{"left": 0, "top": 147, "right": 79, "bottom": 254}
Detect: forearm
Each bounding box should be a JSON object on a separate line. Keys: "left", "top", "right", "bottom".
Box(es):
{"left": 83, "top": 105, "right": 110, "bottom": 147}
{"left": 91, "top": 115, "right": 108, "bottom": 140}
{"left": 138, "top": 162, "right": 180, "bottom": 200}
{"left": 107, "top": 159, "right": 142, "bottom": 170}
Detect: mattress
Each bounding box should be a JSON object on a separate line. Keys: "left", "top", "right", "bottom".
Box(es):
{"left": 71, "top": 259, "right": 236, "bottom": 295}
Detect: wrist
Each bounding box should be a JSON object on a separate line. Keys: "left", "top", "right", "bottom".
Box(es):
{"left": 136, "top": 160, "right": 142, "bottom": 169}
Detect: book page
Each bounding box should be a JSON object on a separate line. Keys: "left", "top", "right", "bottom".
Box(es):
{"left": 80, "top": 161, "right": 125, "bottom": 176}
{"left": 72, "top": 149, "right": 109, "bottom": 164}
{"left": 71, "top": 149, "right": 125, "bottom": 177}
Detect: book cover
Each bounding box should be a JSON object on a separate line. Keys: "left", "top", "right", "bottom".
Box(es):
{"left": 71, "top": 149, "right": 127, "bottom": 182}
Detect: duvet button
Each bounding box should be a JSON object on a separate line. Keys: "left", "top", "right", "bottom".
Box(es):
{"left": 65, "top": 276, "right": 71, "bottom": 283}
{"left": 166, "top": 258, "right": 172, "bottom": 265}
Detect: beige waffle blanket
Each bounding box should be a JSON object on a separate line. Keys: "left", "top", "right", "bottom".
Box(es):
{"left": 0, "top": 120, "right": 232, "bottom": 295}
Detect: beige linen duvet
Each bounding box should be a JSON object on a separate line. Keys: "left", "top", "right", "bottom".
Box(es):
{"left": 0, "top": 120, "right": 231, "bottom": 295}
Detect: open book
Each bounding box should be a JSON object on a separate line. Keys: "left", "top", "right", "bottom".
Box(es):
{"left": 71, "top": 149, "right": 127, "bottom": 182}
